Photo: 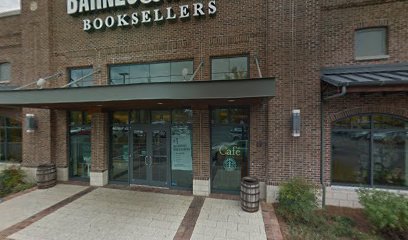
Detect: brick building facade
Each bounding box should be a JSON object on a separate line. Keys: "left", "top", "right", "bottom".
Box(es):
{"left": 0, "top": 0, "right": 407, "bottom": 207}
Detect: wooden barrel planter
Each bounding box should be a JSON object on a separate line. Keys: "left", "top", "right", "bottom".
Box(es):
{"left": 36, "top": 164, "right": 57, "bottom": 189}
{"left": 240, "top": 177, "right": 260, "bottom": 212}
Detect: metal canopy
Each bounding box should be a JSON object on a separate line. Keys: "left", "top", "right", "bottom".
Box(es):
{"left": 321, "top": 63, "right": 408, "bottom": 87}
{"left": 0, "top": 78, "right": 275, "bottom": 107}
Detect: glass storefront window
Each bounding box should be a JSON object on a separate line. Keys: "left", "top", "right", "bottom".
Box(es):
{"left": 0, "top": 116, "right": 22, "bottom": 163}
{"left": 69, "top": 111, "right": 91, "bottom": 179}
{"left": 109, "top": 60, "right": 193, "bottom": 85}
{"left": 113, "top": 111, "right": 129, "bottom": 125}
{"left": 211, "top": 56, "right": 248, "bottom": 80}
{"left": 172, "top": 109, "right": 192, "bottom": 124}
{"left": 332, "top": 114, "right": 408, "bottom": 188}
{"left": 151, "top": 110, "right": 171, "bottom": 124}
{"left": 111, "top": 125, "right": 129, "bottom": 182}
{"left": 171, "top": 125, "right": 193, "bottom": 188}
{"left": 211, "top": 108, "right": 249, "bottom": 192}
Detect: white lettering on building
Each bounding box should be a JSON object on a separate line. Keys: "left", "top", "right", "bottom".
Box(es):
{"left": 67, "top": 0, "right": 218, "bottom": 31}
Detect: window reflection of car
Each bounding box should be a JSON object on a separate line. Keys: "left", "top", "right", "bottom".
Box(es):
{"left": 70, "top": 127, "right": 91, "bottom": 135}
{"left": 229, "top": 127, "right": 248, "bottom": 140}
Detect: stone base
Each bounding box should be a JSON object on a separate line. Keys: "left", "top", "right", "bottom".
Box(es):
{"left": 21, "top": 167, "right": 38, "bottom": 183}
{"left": 57, "top": 167, "right": 69, "bottom": 181}
{"left": 0, "top": 162, "right": 21, "bottom": 171}
{"left": 193, "top": 179, "right": 210, "bottom": 196}
{"left": 266, "top": 185, "right": 279, "bottom": 203}
{"left": 90, "top": 170, "right": 108, "bottom": 186}
{"left": 259, "top": 181, "right": 266, "bottom": 200}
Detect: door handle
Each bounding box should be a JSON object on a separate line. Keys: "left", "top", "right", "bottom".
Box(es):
{"left": 144, "top": 156, "right": 149, "bottom": 166}
{"left": 149, "top": 156, "right": 153, "bottom": 166}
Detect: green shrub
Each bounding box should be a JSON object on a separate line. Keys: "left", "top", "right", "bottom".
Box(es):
{"left": 357, "top": 188, "right": 408, "bottom": 233}
{"left": 277, "top": 177, "right": 319, "bottom": 223}
{"left": 0, "top": 167, "right": 30, "bottom": 198}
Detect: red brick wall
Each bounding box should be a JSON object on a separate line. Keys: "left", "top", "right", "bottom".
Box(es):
{"left": 266, "top": 0, "right": 322, "bottom": 186}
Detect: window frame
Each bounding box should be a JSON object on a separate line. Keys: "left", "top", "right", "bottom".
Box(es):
{"left": 67, "top": 66, "right": 94, "bottom": 87}
{"left": 354, "top": 27, "right": 389, "bottom": 61}
{"left": 0, "top": 116, "right": 22, "bottom": 163}
{"left": 68, "top": 111, "right": 92, "bottom": 179}
{"left": 210, "top": 55, "right": 250, "bottom": 81}
{"left": 108, "top": 59, "right": 195, "bottom": 85}
{"left": 0, "top": 62, "right": 11, "bottom": 82}
{"left": 331, "top": 113, "right": 408, "bottom": 189}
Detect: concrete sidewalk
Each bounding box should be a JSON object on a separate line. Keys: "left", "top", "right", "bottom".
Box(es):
{"left": 0, "top": 184, "right": 281, "bottom": 240}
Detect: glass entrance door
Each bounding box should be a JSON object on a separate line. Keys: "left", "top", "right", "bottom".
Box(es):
{"left": 130, "top": 125, "right": 169, "bottom": 187}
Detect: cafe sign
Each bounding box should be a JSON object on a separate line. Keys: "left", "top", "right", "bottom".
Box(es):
{"left": 67, "top": 0, "right": 217, "bottom": 31}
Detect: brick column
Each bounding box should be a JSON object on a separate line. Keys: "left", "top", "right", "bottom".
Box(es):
{"left": 52, "top": 110, "right": 69, "bottom": 181}
{"left": 21, "top": 108, "right": 52, "bottom": 182}
{"left": 90, "top": 112, "right": 109, "bottom": 186}
{"left": 192, "top": 107, "right": 211, "bottom": 196}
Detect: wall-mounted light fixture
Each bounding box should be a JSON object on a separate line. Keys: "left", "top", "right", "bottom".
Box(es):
{"left": 25, "top": 114, "right": 37, "bottom": 133}
{"left": 292, "top": 109, "right": 300, "bottom": 137}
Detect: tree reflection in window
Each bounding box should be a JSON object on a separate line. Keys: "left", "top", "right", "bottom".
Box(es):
{"left": 332, "top": 114, "right": 408, "bottom": 188}
{"left": 0, "top": 116, "right": 22, "bottom": 163}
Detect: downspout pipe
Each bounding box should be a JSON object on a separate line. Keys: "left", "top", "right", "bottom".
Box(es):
{"left": 324, "top": 85, "right": 347, "bottom": 100}
{"left": 320, "top": 95, "right": 326, "bottom": 207}
{"left": 320, "top": 85, "right": 346, "bottom": 207}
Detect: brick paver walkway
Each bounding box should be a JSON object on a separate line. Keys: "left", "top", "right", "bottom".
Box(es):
{"left": 0, "top": 185, "right": 87, "bottom": 234}
{"left": 0, "top": 184, "right": 283, "bottom": 240}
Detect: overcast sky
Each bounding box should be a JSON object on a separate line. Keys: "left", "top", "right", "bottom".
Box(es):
{"left": 0, "top": 0, "right": 20, "bottom": 13}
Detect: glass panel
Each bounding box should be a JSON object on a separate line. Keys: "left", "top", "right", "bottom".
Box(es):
{"left": 211, "top": 73, "right": 228, "bottom": 81}
{"left": 83, "top": 113, "right": 92, "bottom": 125}
{"left": 332, "top": 131, "right": 370, "bottom": 184}
{"left": 230, "top": 57, "right": 248, "bottom": 72}
{"left": 150, "top": 76, "right": 170, "bottom": 83}
{"left": 212, "top": 57, "right": 248, "bottom": 80}
{"left": 150, "top": 63, "right": 170, "bottom": 77}
{"left": 171, "top": 126, "right": 193, "bottom": 188}
{"left": 230, "top": 108, "right": 249, "bottom": 125}
{"left": 0, "top": 63, "right": 11, "bottom": 81}
{"left": 171, "top": 61, "right": 193, "bottom": 81}
{"left": 110, "top": 65, "right": 130, "bottom": 85}
{"left": 373, "top": 131, "right": 408, "bottom": 187}
{"left": 6, "top": 117, "right": 21, "bottom": 127}
{"left": 212, "top": 58, "right": 230, "bottom": 74}
{"left": 212, "top": 109, "right": 229, "bottom": 124}
{"left": 112, "top": 111, "right": 129, "bottom": 124}
{"left": 111, "top": 126, "right": 129, "bottom": 182}
{"left": 70, "top": 68, "right": 93, "bottom": 87}
{"left": 172, "top": 109, "right": 192, "bottom": 124}
{"left": 151, "top": 129, "right": 168, "bottom": 182}
{"left": 333, "top": 115, "right": 371, "bottom": 129}
{"left": 133, "top": 129, "right": 147, "bottom": 181}
{"left": 129, "top": 64, "right": 149, "bottom": 79}
{"left": 70, "top": 111, "right": 83, "bottom": 126}
{"left": 70, "top": 131, "right": 91, "bottom": 178}
{"left": 211, "top": 108, "right": 249, "bottom": 192}
{"left": 355, "top": 28, "right": 387, "bottom": 57}
{"left": 0, "top": 128, "right": 4, "bottom": 162}
{"left": 373, "top": 115, "right": 407, "bottom": 129}
{"left": 6, "top": 128, "right": 22, "bottom": 162}
{"left": 151, "top": 110, "right": 171, "bottom": 124}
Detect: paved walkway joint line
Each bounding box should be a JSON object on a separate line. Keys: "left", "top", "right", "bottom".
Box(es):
{"left": 0, "top": 186, "right": 96, "bottom": 240}
{"left": 174, "top": 196, "right": 205, "bottom": 240}
{"left": 261, "top": 202, "right": 284, "bottom": 240}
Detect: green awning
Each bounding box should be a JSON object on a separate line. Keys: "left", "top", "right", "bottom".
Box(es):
{"left": 0, "top": 78, "right": 275, "bottom": 107}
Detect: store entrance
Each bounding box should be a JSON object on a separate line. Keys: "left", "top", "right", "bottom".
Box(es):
{"left": 130, "top": 125, "right": 170, "bottom": 187}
